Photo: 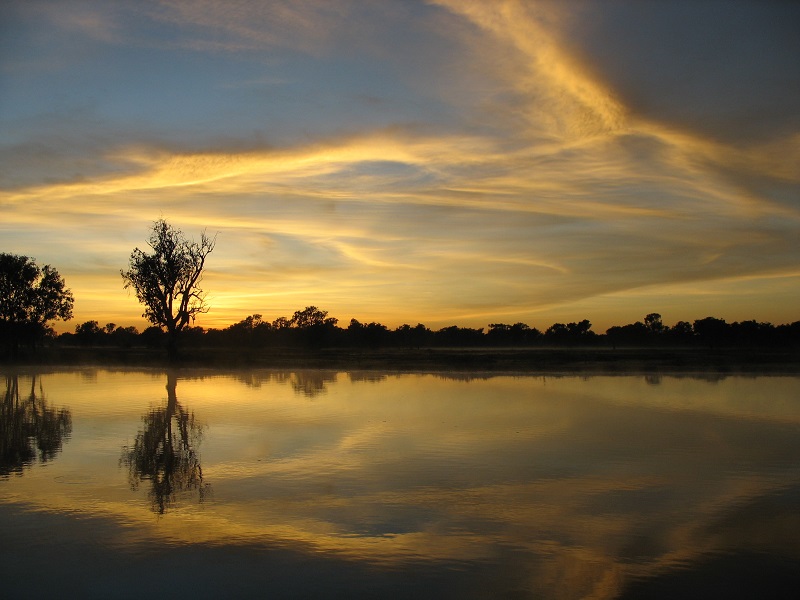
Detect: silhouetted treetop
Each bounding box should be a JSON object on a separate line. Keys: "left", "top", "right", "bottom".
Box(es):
{"left": 290, "top": 306, "right": 338, "bottom": 328}
{"left": 121, "top": 219, "right": 216, "bottom": 360}
{"left": 0, "top": 253, "right": 73, "bottom": 356}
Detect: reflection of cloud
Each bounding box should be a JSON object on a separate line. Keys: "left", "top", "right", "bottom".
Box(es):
{"left": 199, "top": 375, "right": 800, "bottom": 596}
{"left": 6, "top": 373, "right": 800, "bottom": 596}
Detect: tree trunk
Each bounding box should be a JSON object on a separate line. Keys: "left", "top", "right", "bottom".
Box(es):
{"left": 167, "top": 333, "right": 179, "bottom": 363}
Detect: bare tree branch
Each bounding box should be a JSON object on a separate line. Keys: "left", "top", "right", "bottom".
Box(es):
{"left": 121, "top": 219, "right": 216, "bottom": 360}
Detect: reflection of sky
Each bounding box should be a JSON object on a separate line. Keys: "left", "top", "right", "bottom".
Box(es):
{"left": 1, "top": 1, "right": 799, "bottom": 332}
{"left": 2, "top": 370, "right": 800, "bottom": 597}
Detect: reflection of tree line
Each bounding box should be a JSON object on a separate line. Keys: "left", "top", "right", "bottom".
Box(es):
{"left": 232, "top": 369, "right": 738, "bottom": 396}
{"left": 235, "top": 370, "right": 390, "bottom": 397}
{"left": 121, "top": 372, "right": 209, "bottom": 514}
{"left": 235, "top": 370, "right": 338, "bottom": 397}
{"left": 0, "top": 366, "right": 749, "bottom": 520}
{"left": 0, "top": 375, "right": 72, "bottom": 476}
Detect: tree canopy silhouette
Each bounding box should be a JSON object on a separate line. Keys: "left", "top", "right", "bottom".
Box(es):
{"left": 121, "top": 219, "right": 215, "bottom": 360}
{"left": 0, "top": 253, "right": 74, "bottom": 356}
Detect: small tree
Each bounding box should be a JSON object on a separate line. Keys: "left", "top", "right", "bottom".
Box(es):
{"left": 75, "top": 320, "right": 103, "bottom": 346}
{"left": 290, "top": 306, "right": 337, "bottom": 329}
{"left": 693, "top": 316, "right": 730, "bottom": 348}
{"left": 290, "top": 306, "right": 339, "bottom": 347}
{"left": 121, "top": 219, "right": 216, "bottom": 360}
{"left": 0, "top": 253, "right": 74, "bottom": 356}
{"left": 644, "top": 313, "right": 665, "bottom": 334}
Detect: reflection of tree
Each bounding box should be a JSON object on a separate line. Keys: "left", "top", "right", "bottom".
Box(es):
{"left": 1, "top": 375, "right": 72, "bottom": 476}
{"left": 235, "top": 370, "right": 337, "bottom": 397}
{"left": 121, "top": 372, "right": 208, "bottom": 514}
{"left": 644, "top": 374, "right": 662, "bottom": 386}
{"left": 288, "top": 371, "right": 336, "bottom": 397}
{"left": 347, "top": 372, "right": 387, "bottom": 385}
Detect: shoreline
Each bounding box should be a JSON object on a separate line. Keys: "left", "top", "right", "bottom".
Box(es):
{"left": 4, "top": 345, "right": 799, "bottom": 375}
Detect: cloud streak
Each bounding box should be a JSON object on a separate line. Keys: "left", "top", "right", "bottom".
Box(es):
{"left": 11, "top": 372, "right": 800, "bottom": 595}
{"left": 1, "top": 0, "right": 798, "bottom": 330}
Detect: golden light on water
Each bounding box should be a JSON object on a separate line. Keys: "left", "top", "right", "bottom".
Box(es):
{"left": 4, "top": 370, "right": 800, "bottom": 597}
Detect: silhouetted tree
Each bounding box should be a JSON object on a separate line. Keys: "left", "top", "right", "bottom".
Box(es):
{"left": 121, "top": 219, "right": 216, "bottom": 361}
{"left": 487, "top": 323, "right": 511, "bottom": 338}
{"left": 140, "top": 325, "right": 166, "bottom": 348}
{"left": 291, "top": 306, "right": 336, "bottom": 328}
{"left": 668, "top": 320, "right": 694, "bottom": 343}
{"left": 434, "top": 325, "right": 485, "bottom": 346}
{"left": 224, "top": 314, "right": 271, "bottom": 347}
{"left": 1, "top": 375, "right": 72, "bottom": 476}
{"left": 729, "top": 320, "right": 774, "bottom": 347}
{"left": 290, "top": 306, "right": 340, "bottom": 347}
{"left": 180, "top": 325, "right": 207, "bottom": 348}
{"left": 546, "top": 320, "right": 595, "bottom": 345}
{"left": 110, "top": 325, "right": 140, "bottom": 348}
{"left": 272, "top": 316, "right": 291, "bottom": 329}
{"left": 568, "top": 320, "right": 594, "bottom": 338}
{"left": 74, "top": 320, "right": 103, "bottom": 346}
{"left": 487, "top": 322, "right": 540, "bottom": 346}
{"left": 775, "top": 321, "right": 800, "bottom": 347}
{"left": 609, "top": 322, "right": 649, "bottom": 345}
{"left": 347, "top": 319, "right": 389, "bottom": 348}
{"left": 693, "top": 316, "right": 730, "bottom": 348}
{"left": 606, "top": 314, "right": 666, "bottom": 347}
{"left": 0, "top": 253, "right": 74, "bottom": 357}
{"left": 121, "top": 372, "right": 207, "bottom": 514}
{"left": 394, "top": 323, "right": 433, "bottom": 348}
{"left": 644, "top": 313, "right": 665, "bottom": 334}
{"left": 72, "top": 320, "right": 139, "bottom": 347}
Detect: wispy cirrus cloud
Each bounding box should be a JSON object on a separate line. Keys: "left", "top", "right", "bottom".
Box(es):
{"left": 1, "top": 0, "right": 798, "bottom": 330}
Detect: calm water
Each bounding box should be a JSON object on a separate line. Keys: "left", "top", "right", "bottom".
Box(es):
{"left": 2, "top": 368, "right": 799, "bottom": 599}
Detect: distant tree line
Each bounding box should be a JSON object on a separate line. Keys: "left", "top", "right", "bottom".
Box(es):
{"left": 58, "top": 309, "right": 800, "bottom": 351}
{"left": 3, "top": 218, "right": 800, "bottom": 360}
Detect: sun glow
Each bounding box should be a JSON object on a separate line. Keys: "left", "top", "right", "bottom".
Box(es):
{"left": 1, "top": 0, "right": 797, "bottom": 333}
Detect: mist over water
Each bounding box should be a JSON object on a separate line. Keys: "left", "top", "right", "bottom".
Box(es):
{"left": 2, "top": 369, "right": 799, "bottom": 598}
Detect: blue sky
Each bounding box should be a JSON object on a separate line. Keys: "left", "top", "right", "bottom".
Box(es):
{"left": 2, "top": 0, "right": 799, "bottom": 332}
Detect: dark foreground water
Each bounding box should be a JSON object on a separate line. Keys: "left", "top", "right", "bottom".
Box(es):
{"left": 2, "top": 368, "right": 799, "bottom": 599}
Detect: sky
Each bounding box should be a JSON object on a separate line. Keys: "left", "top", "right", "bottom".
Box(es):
{"left": 1, "top": 0, "right": 799, "bottom": 334}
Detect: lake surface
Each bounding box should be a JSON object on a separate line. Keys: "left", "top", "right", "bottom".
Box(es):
{"left": 2, "top": 368, "right": 800, "bottom": 599}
